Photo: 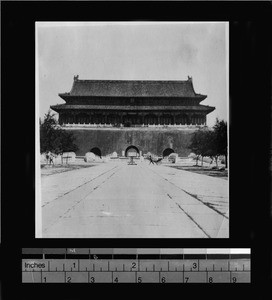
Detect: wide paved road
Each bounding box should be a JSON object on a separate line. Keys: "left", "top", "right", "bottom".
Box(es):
{"left": 40, "top": 160, "right": 228, "bottom": 238}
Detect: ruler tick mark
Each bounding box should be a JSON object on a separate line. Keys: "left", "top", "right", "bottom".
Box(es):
{"left": 21, "top": 250, "right": 251, "bottom": 283}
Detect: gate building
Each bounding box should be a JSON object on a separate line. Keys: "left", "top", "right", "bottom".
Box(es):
{"left": 51, "top": 75, "right": 215, "bottom": 157}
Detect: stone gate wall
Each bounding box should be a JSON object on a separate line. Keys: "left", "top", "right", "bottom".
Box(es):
{"left": 65, "top": 128, "right": 197, "bottom": 157}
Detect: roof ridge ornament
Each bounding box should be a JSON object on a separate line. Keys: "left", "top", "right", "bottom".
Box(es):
{"left": 74, "top": 75, "right": 79, "bottom": 81}
{"left": 188, "top": 76, "right": 192, "bottom": 81}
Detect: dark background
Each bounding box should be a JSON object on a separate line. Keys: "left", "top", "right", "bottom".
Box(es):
{"left": 1, "top": 1, "right": 271, "bottom": 296}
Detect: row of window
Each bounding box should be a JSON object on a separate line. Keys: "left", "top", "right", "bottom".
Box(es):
{"left": 59, "top": 114, "right": 206, "bottom": 125}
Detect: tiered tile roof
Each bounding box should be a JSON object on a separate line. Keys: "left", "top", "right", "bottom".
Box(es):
{"left": 59, "top": 76, "right": 207, "bottom": 100}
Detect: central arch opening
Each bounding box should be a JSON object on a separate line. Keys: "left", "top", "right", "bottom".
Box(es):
{"left": 125, "top": 145, "right": 139, "bottom": 157}
{"left": 163, "top": 148, "right": 175, "bottom": 157}
{"left": 90, "top": 147, "right": 102, "bottom": 158}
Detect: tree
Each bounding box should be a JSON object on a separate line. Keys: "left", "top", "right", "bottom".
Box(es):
{"left": 189, "top": 119, "right": 228, "bottom": 168}
{"left": 213, "top": 118, "right": 228, "bottom": 168}
{"left": 40, "top": 110, "right": 78, "bottom": 155}
{"left": 203, "top": 130, "right": 220, "bottom": 167}
{"left": 189, "top": 129, "right": 211, "bottom": 166}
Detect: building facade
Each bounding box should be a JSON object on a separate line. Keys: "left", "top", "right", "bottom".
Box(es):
{"left": 51, "top": 76, "right": 215, "bottom": 157}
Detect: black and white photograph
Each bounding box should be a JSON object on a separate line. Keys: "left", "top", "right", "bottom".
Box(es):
{"left": 1, "top": 0, "right": 272, "bottom": 294}
{"left": 36, "top": 22, "right": 229, "bottom": 238}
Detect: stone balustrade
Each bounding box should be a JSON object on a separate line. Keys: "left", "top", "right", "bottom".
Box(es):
{"left": 62, "top": 123, "right": 206, "bottom": 128}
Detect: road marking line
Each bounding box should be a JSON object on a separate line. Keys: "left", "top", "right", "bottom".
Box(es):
{"left": 144, "top": 165, "right": 228, "bottom": 219}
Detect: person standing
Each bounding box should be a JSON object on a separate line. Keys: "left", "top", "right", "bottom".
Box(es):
{"left": 149, "top": 155, "right": 155, "bottom": 165}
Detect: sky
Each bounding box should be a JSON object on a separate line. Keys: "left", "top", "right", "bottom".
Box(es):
{"left": 36, "top": 22, "right": 228, "bottom": 126}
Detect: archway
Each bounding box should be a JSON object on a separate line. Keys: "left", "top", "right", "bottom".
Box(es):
{"left": 90, "top": 147, "right": 102, "bottom": 158}
{"left": 125, "top": 145, "right": 140, "bottom": 157}
{"left": 163, "top": 148, "right": 175, "bottom": 157}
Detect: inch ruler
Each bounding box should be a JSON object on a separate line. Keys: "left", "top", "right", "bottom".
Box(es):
{"left": 22, "top": 248, "right": 251, "bottom": 283}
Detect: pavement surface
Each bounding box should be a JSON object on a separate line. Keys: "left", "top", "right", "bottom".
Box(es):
{"left": 40, "top": 160, "right": 228, "bottom": 238}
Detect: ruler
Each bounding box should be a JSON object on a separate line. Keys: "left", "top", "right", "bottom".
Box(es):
{"left": 22, "top": 248, "right": 250, "bottom": 283}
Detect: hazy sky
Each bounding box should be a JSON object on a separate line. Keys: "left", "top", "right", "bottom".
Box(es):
{"left": 37, "top": 22, "right": 228, "bottom": 126}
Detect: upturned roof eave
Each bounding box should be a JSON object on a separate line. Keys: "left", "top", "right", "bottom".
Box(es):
{"left": 58, "top": 93, "right": 71, "bottom": 101}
